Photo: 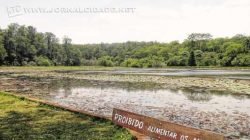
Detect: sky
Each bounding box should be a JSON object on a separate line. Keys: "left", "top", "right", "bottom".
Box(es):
{"left": 0, "top": 0, "right": 250, "bottom": 44}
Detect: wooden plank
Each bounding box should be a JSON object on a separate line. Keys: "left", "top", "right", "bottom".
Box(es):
{"left": 112, "top": 108, "right": 225, "bottom": 140}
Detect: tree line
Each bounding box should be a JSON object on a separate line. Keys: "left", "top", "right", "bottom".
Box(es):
{"left": 0, "top": 23, "right": 249, "bottom": 67}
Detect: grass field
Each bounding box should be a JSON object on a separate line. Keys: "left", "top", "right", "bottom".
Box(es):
{"left": 0, "top": 92, "right": 134, "bottom": 140}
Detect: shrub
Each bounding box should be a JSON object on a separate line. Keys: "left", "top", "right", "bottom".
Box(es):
{"left": 35, "top": 56, "right": 53, "bottom": 66}
{"left": 167, "top": 56, "right": 181, "bottom": 66}
{"left": 231, "top": 54, "right": 250, "bottom": 66}
{"left": 122, "top": 58, "right": 142, "bottom": 67}
{"left": 97, "top": 56, "right": 114, "bottom": 67}
{"left": 27, "top": 61, "right": 36, "bottom": 66}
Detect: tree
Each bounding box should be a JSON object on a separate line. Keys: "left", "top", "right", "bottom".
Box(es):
{"left": 15, "top": 25, "right": 37, "bottom": 65}
{"left": 3, "top": 23, "right": 19, "bottom": 65}
{"left": 221, "top": 43, "right": 243, "bottom": 66}
{"left": 244, "top": 38, "right": 250, "bottom": 50}
{"left": 62, "top": 36, "right": 81, "bottom": 66}
{"left": 35, "top": 33, "right": 47, "bottom": 56}
{"left": 194, "top": 50, "right": 203, "bottom": 66}
{"left": 167, "top": 56, "right": 181, "bottom": 66}
{"left": 0, "top": 23, "right": 249, "bottom": 67}
{"left": 188, "top": 33, "right": 212, "bottom": 41}
{"left": 188, "top": 33, "right": 212, "bottom": 50}
{"left": 149, "top": 55, "right": 164, "bottom": 67}
{"left": 231, "top": 54, "right": 250, "bottom": 66}
{"left": 0, "top": 28, "right": 7, "bottom": 65}
{"left": 27, "top": 26, "right": 37, "bottom": 45}
{"left": 200, "top": 52, "right": 218, "bottom": 66}
{"left": 63, "top": 36, "right": 72, "bottom": 66}
{"left": 45, "top": 32, "right": 58, "bottom": 60}
{"left": 188, "top": 51, "right": 196, "bottom": 66}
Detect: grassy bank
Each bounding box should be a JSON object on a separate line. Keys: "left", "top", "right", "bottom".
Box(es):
{"left": 0, "top": 92, "right": 133, "bottom": 140}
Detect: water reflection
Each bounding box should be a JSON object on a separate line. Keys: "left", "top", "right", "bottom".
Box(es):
{"left": 56, "top": 69, "right": 250, "bottom": 79}
{"left": 5, "top": 76, "right": 250, "bottom": 116}
{"left": 33, "top": 78, "right": 249, "bottom": 116}
{"left": 184, "top": 92, "right": 212, "bottom": 101}
{"left": 49, "top": 79, "right": 163, "bottom": 92}
{"left": 46, "top": 78, "right": 250, "bottom": 102}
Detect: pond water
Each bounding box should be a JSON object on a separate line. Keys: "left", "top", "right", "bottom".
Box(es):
{"left": 31, "top": 79, "right": 249, "bottom": 138}
{"left": 63, "top": 69, "right": 250, "bottom": 79}
{"left": 45, "top": 79, "right": 250, "bottom": 116}
{"left": 1, "top": 69, "right": 250, "bottom": 138}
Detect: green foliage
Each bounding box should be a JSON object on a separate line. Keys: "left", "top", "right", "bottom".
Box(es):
{"left": 0, "top": 23, "right": 250, "bottom": 67}
{"left": 167, "top": 56, "right": 181, "bottom": 66}
{"left": 0, "top": 28, "right": 7, "bottom": 65}
{"left": 188, "top": 51, "right": 196, "bottom": 66}
{"left": 121, "top": 56, "right": 164, "bottom": 68}
{"left": 200, "top": 52, "right": 218, "bottom": 66}
{"left": 167, "top": 56, "right": 187, "bottom": 66}
{"left": 244, "top": 38, "right": 250, "bottom": 50}
{"left": 231, "top": 54, "right": 250, "bottom": 66}
{"left": 97, "top": 56, "right": 114, "bottom": 67}
{"left": 144, "top": 55, "right": 165, "bottom": 67}
{"left": 35, "top": 56, "right": 53, "bottom": 66}
{"left": 194, "top": 50, "right": 203, "bottom": 66}
{"left": 122, "top": 58, "right": 141, "bottom": 67}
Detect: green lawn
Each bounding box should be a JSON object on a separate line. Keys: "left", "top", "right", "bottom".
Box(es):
{"left": 0, "top": 92, "right": 134, "bottom": 140}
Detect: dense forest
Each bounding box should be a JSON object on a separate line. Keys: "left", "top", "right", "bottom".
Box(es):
{"left": 0, "top": 23, "right": 249, "bottom": 67}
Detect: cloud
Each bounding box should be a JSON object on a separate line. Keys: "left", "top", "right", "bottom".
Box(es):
{"left": 0, "top": 0, "right": 250, "bottom": 43}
